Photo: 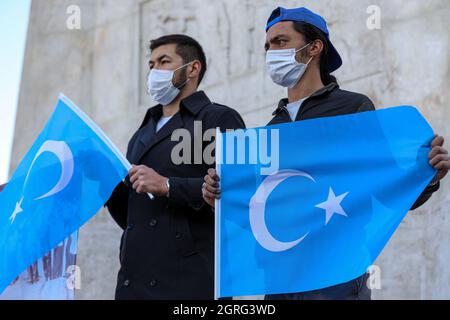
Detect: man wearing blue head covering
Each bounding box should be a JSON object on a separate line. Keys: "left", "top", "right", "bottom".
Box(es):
{"left": 202, "top": 6, "right": 449, "bottom": 300}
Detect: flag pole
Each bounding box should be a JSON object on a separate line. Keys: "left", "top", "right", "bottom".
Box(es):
{"left": 214, "top": 127, "right": 222, "bottom": 300}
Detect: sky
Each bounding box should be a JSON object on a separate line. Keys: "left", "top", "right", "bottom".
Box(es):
{"left": 0, "top": 0, "right": 31, "bottom": 184}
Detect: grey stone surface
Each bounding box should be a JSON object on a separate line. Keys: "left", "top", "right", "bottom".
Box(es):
{"left": 10, "top": 0, "right": 450, "bottom": 299}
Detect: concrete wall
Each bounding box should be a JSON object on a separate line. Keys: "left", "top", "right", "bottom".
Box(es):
{"left": 10, "top": 0, "right": 450, "bottom": 299}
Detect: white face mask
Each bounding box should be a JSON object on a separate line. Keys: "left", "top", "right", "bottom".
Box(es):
{"left": 147, "top": 62, "right": 192, "bottom": 106}
{"left": 266, "top": 43, "right": 313, "bottom": 88}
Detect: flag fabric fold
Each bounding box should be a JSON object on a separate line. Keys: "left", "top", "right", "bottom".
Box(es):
{"left": 215, "top": 106, "right": 436, "bottom": 298}
{"left": 0, "top": 94, "right": 129, "bottom": 294}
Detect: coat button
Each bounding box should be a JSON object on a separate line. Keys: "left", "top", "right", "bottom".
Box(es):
{"left": 192, "top": 202, "right": 203, "bottom": 210}
{"left": 128, "top": 224, "right": 135, "bottom": 230}
{"left": 124, "top": 279, "right": 130, "bottom": 287}
{"left": 149, "top": 219, "right": 158, "bottom": 227}
{"left": 149, "top": 279, "right": 157, "bottom": 287}
{"left": 175, "top": 232, "right": 182, "bottom": 239}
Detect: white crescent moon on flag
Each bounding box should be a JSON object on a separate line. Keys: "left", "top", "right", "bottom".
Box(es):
{"left": 249, "top": 170, "right": 316, "bottom": 252}
{"left": 25, "top": 140, "right": 74, "bottom": 200}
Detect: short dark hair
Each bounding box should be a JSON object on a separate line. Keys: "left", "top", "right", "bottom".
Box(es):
{"left": 292, "top": 22, "right": 337, "bottom": 85}
{"left": 150, "top": 34, "right": 207, "bottom": 86}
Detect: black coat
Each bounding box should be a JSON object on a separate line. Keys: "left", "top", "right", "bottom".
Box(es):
{"left": 106, "top": 91, "right": 245, "bottom": 300}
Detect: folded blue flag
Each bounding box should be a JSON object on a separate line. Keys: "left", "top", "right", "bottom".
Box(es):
{"left": 0, "top": 94, "right": 129, "bottom": 294}
{"left": 215, "top": 106, "right": 436, "bottom": 298}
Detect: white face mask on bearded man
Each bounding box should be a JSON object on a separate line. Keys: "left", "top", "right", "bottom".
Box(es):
{"left": 147, "top": 62, "right": 193, "bottom": 106}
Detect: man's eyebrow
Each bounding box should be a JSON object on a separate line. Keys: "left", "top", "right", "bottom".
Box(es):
{"left": 149, "top": 54, "right": 171, "bottom": 64}
{"left": 271, "top": 34, "right": 289, "bottom": 42}
{"left": 265, "top": 34, "right": 289, "bottom": 50}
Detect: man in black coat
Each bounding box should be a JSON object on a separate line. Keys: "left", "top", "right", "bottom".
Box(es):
{"left": 106, "top": 34, "right": 245, "bottom": 300}
{"left": 202, "top": 7, "right": 449, "bottom": 300}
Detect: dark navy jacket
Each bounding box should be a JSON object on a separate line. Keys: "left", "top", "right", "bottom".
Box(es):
{"left": 106, "top": 91, "right": 245, "bottom": 300}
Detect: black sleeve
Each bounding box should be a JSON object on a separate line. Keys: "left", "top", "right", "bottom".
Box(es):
{"left": 105, "top": 130, "right": 139, "bottom": 230}
{"left": 167, "top": 108, "right": 246, "bottom": 211}
{"left": 105, "top": 181, "right": 129, "bottom": 230}
{"left": 357, "top": 96, "right": 376, "bottom": 112}
{"left": 167, "top": 177, "right": 205, "bottom": 211}
{"left": 411, "top": 182, "right": 440, "bottom": 210}
{"left": 217, "top": 108, "right": 246, "bottom": 132}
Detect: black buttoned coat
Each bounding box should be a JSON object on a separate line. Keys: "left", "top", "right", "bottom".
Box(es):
{"left": 106, "top": 91, "right": 245, "bottom": 300}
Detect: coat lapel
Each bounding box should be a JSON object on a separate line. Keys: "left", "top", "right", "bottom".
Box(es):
{"left": 129, "top": 91, "right": 211, "bottom": 164}
{"left": 135, "top": 112, "right": 185, "bottom": 164}
{"left": 128, "top": 119, "right": 154, "bottom": 165}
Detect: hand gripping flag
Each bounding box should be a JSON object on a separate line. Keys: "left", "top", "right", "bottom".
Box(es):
{"left": 0, "top": 94, "right": 129, "bottom": 294}
{"left": 214, "top": 106, "right": 437, "bottom": 298}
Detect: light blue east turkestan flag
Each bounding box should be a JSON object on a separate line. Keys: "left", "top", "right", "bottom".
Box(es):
{"left": 0, "top": 94, "right": 130, "bottom": 294}
{"left": 215, "top": 106, "right": 437, "bottom": 298}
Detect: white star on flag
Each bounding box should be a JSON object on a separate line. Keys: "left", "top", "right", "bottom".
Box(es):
{"left": 315, "top": 187, "right": 349, "bottom": 225}
{"left": 9, "top": 197, "right": 24, "bottom": 224}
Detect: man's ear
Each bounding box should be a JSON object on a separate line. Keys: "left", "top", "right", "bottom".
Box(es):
{"left": 188, "top": 60, "right": 202, "bottom": 80}
{"left": 309, "top": 39, "right": 324, "bottom": 58}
